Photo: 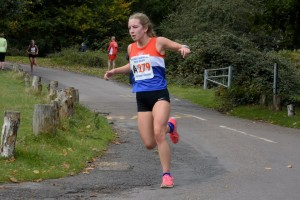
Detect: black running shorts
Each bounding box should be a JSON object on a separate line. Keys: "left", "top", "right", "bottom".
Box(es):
{"left": 136, "top": 89, "right": 170, "bottom": 112}
{"left": 0, "top": 53, "right": 5, "bottom": 62}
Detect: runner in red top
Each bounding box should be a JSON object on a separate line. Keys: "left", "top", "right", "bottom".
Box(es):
{"left": 107, "top": 36, "right": 118, "bottom": 70}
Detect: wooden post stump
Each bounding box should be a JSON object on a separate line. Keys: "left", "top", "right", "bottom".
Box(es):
{"left": 51, "top": 100, "right": 60, "bottom": 128}
{"left": 63, "top": 87, "right": 75, "bottom": 116}
{"left": 48, "top": 80, "right": 59, "bottom": 101}
{"left": 32, "top": 104, "right": 56, "bottom": 135}
{"left": 74, "top": 89, "right": 79, "bottom": 102}
{"left": 24, "top": 73, "right": 31, "bottom": 87}
{"left": 12, "top": 63, "right": 21, "bottom": 72}
{"left": 287, "top": 104, "right": 295, "bottom": 116}
{"left": 1, "top": 111, "right": 21, "bottom": 158}
{"left": 32, "top": 76, "right": 42, "bottom": 94}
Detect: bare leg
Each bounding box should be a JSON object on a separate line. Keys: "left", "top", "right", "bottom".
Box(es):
{"left": 107, "top": 60, "right": 111, "bottom": 71}
{"left": 137, "top": 100, "right": 171, "bottom": 173}
{"left": 112, "top": 60, "right": 116, "bottom": 69}
{"left": 152, "top": 100, "right": 171, "bottom": 173}
{"left": 29, "top": 57, "right": 33, "bottom": 72}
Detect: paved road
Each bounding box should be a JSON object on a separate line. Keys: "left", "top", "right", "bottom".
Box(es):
{"left": 1, "top": 64, "right": 300, "bottom": 200}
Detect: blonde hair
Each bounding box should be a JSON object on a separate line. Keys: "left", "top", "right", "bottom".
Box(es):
{"left": 129, "top": 12, "right": 156, "bottom": 37}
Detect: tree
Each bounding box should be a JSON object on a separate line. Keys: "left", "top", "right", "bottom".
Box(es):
{"left": 0, "top": 0, "right": 133, "bottom": 54}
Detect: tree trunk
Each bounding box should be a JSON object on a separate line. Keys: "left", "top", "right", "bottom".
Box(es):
{"left": 273, "top": 95, "right": 281, "bottom": 111}
{"left": 32, "top": 104, "right": 56, "bottom": 135}
{"left": 1, "top": 111, "right": 21, "bottom": 158}
{"left": 260, "top": 94, "right": 267, "bottom": 107}
{"left": 32, "top": 76, "right": 42, "bottom": 94}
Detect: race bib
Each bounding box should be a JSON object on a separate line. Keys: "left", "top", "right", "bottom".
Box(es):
{"left": 109, "top": 47, "right": 113, "bottom": 55}
{"left": 130, "top": 54, "right": 154, "bottom": 81}
{"left": 30, "top": 47, "right": 36, "bottom": 53}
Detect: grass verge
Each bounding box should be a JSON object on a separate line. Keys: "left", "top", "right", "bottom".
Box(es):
{"left": 0, "top": 70, "right": 115, "bottom": 183}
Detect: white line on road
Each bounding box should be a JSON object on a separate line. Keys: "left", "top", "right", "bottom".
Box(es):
{"left": 176, "top": 112, "right": 207, "bottom": 121}
{"left": 220, "top": 125, "right": 277, "bottom": 143}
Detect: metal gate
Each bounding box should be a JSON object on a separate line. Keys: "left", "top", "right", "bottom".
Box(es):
{"left": 204, "top": 66, "right": 233, "bottom": 89}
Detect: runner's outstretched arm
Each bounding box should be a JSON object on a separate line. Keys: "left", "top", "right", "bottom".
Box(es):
{"left": 104, "top": 63, "right": 130, "bottom": 80}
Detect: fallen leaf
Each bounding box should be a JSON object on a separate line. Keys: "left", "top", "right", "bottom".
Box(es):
{"left": 33, "top": 170, "right": 40, "bottom": 174}
{"left": 61, "top": 163, "right": 70, "bottom": 169}
{"left": 9, "top": 177, "right": 18, "bottom": 183}
{"left": 86, "top": 125, "right": 91, "bottom": 129}
{"left": 90, "top": 193, "right": 97, "bottom": 197}
{"left": 112, "top": 140, "right": 121, "bottom": 145}
{"left": 69, "top": 172, "right": 76, "bottom": 176}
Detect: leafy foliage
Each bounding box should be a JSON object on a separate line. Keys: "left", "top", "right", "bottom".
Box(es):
{"left": 1, "top": 0, "right": 133, "bottom": 55}
{"left": 161, "top": 0, "right": 300, "bottom": 108}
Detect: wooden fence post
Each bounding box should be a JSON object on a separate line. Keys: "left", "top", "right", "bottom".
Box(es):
{"left": 287, "top": 104, "right": 295, "bottom": 116}
{"left": 32, "top": 104, "right": 56, "bottom": 135}
{"left": 1, "top": 111, "right": 21, "bottom": 158}
{"left": 12, "top": 63, "right": 21, "bottom": 72}
{"left": 24, "top": 73, "right": 31, "bottom": 87}
{"left": 48, "top": 80, "right": 59, "bottom": 101}
{"left": 32, "top": 76, "right": 42, "bottom": 93}
{"left": 74, "top": 89, "right": 79, "bottom": 102}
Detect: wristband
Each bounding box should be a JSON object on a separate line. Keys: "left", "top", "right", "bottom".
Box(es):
{"left": 182, "top": 45, "right": 190, "bottom": 49}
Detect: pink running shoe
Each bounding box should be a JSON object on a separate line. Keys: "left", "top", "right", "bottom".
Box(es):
{"left": 168, "top": 117, "right": 179, "bottom": 144}
{"left": 160, "top": 174, "right": 174, "bottom": 188}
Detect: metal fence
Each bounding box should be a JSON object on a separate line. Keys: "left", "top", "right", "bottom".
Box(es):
{"left": 204, "top": 66, "right": 233, "bottom": 89}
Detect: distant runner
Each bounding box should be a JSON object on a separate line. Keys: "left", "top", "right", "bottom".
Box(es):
{"left": 26, "top": 40, "right": 39, "bottom": 72}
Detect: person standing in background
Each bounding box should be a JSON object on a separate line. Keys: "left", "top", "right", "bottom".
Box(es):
{"left": 26, "top": 40, "right": 39, "bottom": 72}
{"left": 107, "top": 36, "right": 118, "bottom": 70}
{"left": 0, "top": 32, "right": 7, "bottom": 70}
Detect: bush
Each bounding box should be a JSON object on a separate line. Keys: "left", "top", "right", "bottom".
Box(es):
{"left": 164, "top": 31, "right": 300, "bottom": 107}
{"left": 47, "top": 47, "right": 105, "bottom": 68}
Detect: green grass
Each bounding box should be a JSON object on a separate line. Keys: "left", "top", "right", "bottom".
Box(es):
{"left": 0, "top": 71, "right": 115, "bottom": 183}
{"left": 230, "top": 105, "right": 300, "bottom": 129}
{"left": 168, "top": 84, "right": 221, "bottom": 109}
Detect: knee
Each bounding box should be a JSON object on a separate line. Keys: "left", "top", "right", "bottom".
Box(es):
{"left": 144, "top": 142, "right": 156, "bottom": 150}
{"left": 154, "top": 127, "right": 166, "bottom": 144}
